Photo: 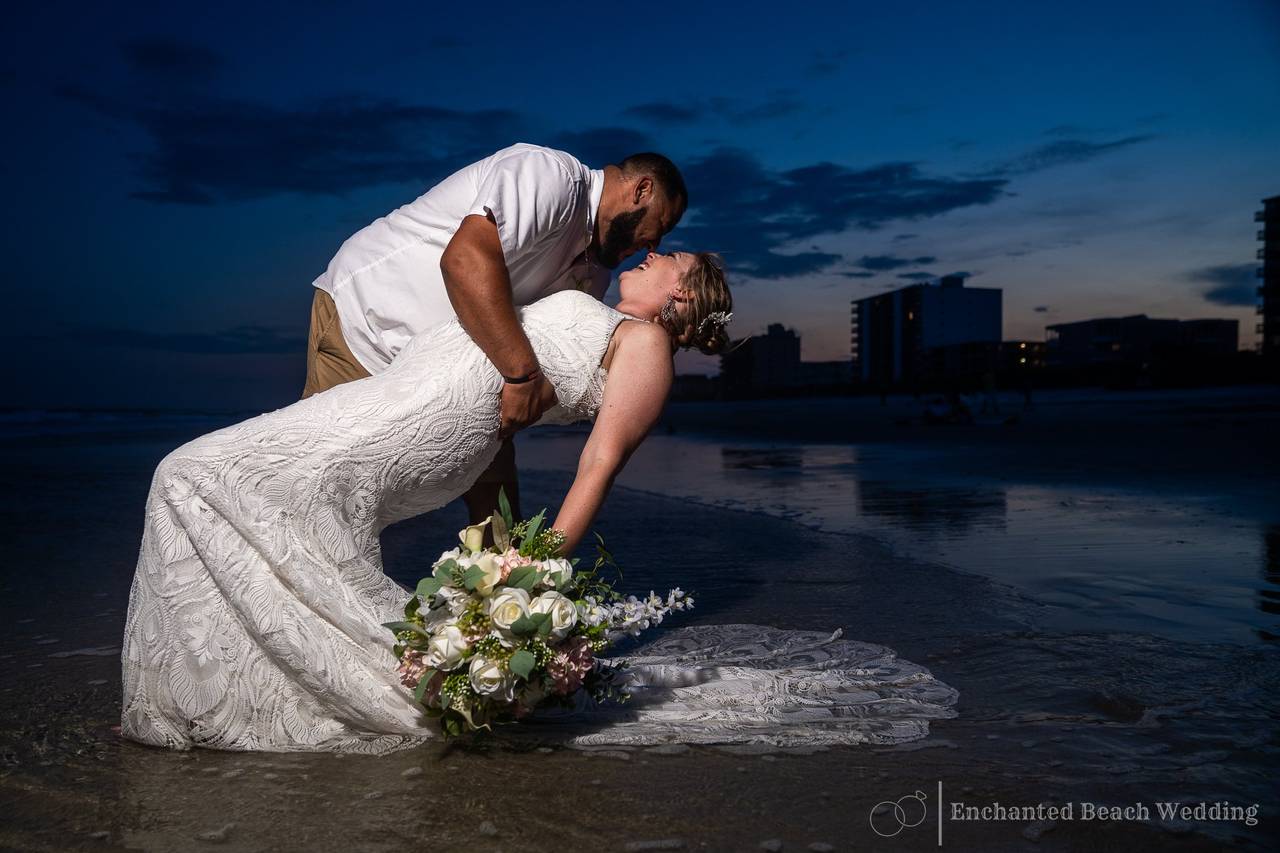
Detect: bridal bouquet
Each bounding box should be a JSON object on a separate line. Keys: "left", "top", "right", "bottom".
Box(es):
{"left": 384, "top": 494, "right": 692, "bottom": 736}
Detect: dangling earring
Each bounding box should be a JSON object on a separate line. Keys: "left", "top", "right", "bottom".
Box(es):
{"left": 659, "top": 295, "right": 677, "bottom": 325}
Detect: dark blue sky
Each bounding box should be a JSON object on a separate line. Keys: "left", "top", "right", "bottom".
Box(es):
{"left": 7, "top": 0, "right": 1279, "bottom": 410}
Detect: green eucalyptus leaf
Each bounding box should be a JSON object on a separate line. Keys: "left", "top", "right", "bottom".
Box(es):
{"left": 416, "top": 577, "right": 443, "bottom": 598}
{"left": 508, "top": 649, "right": 535, "bottom": 680}
{"left": 512, "top": 569, "right": 540, "bottom": 591}
{"left": 382, "top": 620, "right": 428, "bottom": 636}
{"left": 507, "top": 566, "right": 536, "bottom": 587}
{"left": 462, "top": 564, "right": 486, "bottom": 590}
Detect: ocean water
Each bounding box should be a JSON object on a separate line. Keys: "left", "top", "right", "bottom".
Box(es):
{"left": 0, "top": 397, "right": 1276, "bottom": 849}
{"left": 520, "top": 429, "right": 1279, "bottom": 646}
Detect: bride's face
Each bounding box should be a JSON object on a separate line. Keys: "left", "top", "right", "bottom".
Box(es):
{"left": 618, "top": 252, "right": 696, "bottom": 319}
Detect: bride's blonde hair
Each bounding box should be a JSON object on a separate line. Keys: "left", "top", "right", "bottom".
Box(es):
{"left": 659, "top": 252, "right": 733, "bottom": 355}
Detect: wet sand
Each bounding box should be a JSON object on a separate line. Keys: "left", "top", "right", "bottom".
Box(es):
{"left": 1, "top": 389, "right": 1276, "bottom": 851}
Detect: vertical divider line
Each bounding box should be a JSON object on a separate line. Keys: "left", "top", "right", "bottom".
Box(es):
{"left": 937, "top": 780, "right": 943, "bottom": 846}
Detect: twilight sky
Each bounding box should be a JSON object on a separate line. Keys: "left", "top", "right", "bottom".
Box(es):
{"left": 6, "top": 0, "right": 1279, "bottom": 410}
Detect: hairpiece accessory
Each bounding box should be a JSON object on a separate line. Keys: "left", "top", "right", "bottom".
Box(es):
{"left": 698, "top": 311, "right": 733, "bottom": 334}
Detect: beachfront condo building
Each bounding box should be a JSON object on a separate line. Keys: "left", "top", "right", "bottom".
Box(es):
{"left": 850, "top": 275, "right": 1002, "bottom": 387}
{"left": 719, "top": 323, "right": 853, "bottom": 398}
{"left": 1258, "top": 194, "right": 1279, "bottom": 366}
{"left": 1044, "top": 316, "right": 1238, "bottom": 372}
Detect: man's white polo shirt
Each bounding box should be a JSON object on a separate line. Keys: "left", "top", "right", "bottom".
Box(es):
{"left": 313, "top": 143, "right": 609, "bottom": 373}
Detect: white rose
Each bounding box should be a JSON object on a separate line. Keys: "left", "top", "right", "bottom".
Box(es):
{"left": 458, "top": 516, "right": 491, "bottom": 553}
{"left": 529, "top": 591, "right": 578, "bottom": 640}
{"left": 469, "top": 655, "right": 517, "bottom": 702}
{"left": 471, "top": 552, "right": 504, "bottom": 597}
{"left": 488, "top": 587, "right": 531, "bottom": 642}
{"left": 422, "top": 624, "right": 469, "bottom": 671}
{"left": 541, "top": 557, "right": 574, "bottom": 589}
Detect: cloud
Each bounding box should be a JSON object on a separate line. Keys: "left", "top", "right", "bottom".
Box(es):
{"left": 1185, "top": 263, "right": 1259, "bottom": 307}
{"left": 670, "top": 147, "right": 1007, "bottom": 278}
{"left": 892, "top": 233, "right": 918, "bottom": 242}
{"left": 120, "top": 37, "right": 224, "bottom": 81}
{"left": 57, "top": 84, "right": 523, "bottom": 204}
{"left": 1034, "top": 306, "right": 1050, "bottom": 313}
{"left": 896, "top": 272, "right": 936, "bottom": 281}
{"left": 986, "top": 135, "right": 1156, "bottom": 176}
{"left": 79, "top": 325, "right": 305, "bottom": 354}
{"left": 855, "top": 254, "right": 936, "bottom": 271}
{"left": 840, "top": 271, "right": 877, "bottom": 278}
{"left": 545, "top": 127, "right": 656, "bottom": 167}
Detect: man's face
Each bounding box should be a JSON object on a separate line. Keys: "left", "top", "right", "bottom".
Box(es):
{"left": 596, "top": 181, "right": 683, "bottom": 269}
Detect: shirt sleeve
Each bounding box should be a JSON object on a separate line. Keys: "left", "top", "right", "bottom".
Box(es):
{"left": 466, "top": 150, "right": 580, "bottom": 265}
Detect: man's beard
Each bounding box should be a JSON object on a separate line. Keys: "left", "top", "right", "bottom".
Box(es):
{"left": 595, "top": 207, "right": 647, "bottom": 269}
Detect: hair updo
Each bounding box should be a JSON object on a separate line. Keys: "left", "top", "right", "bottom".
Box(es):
{"left": 658, "top": 252, "right": 733, "bottom": 355}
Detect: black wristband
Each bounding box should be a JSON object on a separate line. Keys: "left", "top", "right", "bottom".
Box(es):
{"left": 501, "top": 367, "right": 541, "bottom": 385}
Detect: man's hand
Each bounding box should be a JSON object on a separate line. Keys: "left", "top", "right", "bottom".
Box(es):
{"left": 499, "top": 375, "right": 558, "bottom": 437}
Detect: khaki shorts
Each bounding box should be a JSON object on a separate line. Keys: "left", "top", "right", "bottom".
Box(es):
{"left": 302, "top": 289, "right": 371, "bottom": 399}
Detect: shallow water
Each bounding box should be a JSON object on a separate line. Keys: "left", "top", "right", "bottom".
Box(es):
{"left": 519, "top": 431, "right": 1279, "bottom": 646}
{"left": 1, "top": 397, "right": 1276, "bottom": 850}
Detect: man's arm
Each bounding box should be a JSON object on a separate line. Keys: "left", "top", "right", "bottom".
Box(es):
{"left": 439, "top": 212, "right": 557, "bottom": 436}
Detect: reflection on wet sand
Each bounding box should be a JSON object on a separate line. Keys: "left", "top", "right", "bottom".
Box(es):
{"left": 1260, "top": 526, "right": 1280, "bottom": 642}
{"left": 854, "top": 478, "right": 1008, "bottom": 534}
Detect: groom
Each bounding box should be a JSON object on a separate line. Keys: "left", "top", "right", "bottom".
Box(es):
{"left": 302, "top": 142, "right": 688, "bottom": 522}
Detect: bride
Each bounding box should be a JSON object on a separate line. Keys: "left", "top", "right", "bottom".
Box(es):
{"left": 121, "top": 251, "right": 956, "bottom": 754}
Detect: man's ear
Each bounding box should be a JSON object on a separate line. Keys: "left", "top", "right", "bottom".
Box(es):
{"left": 633, "top": 176, "right": 654, "bottom": 205}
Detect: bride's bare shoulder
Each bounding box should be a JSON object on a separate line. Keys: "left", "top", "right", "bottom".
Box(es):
{"left": 614, "top": 318, "right": 668, "bottom": 346}
{"left": 603, "top": 318, "right": 672, "bottom": 373}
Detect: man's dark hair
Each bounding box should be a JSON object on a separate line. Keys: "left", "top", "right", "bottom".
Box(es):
{"left": 617, "top": 152, "right": 688, "bottom": 212}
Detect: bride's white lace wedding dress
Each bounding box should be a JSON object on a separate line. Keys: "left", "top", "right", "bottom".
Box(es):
{"left": 121, "top": 290, "right": 957, "bottom": 754}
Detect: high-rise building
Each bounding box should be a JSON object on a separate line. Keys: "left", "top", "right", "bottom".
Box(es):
{"left": 1044, "top": 315, "right": 1237, "bottom": 368}
{"left": 720, "top": 323, "right": 800, "bottom": 397}
{"left": 719, "top": 324, "right": 853, "bottom": 398}
{"left": 1257, "top": 194, "right": 1279, "bottom": 363}
{"left": 850, "top": 275, "right": 1002, "bottom": 387}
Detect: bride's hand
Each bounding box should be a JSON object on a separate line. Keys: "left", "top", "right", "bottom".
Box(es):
{"left": 499, "top": 375, "right": 558, "bottom": 437}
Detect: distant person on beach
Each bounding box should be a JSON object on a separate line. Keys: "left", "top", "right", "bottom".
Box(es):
{"left": 303, "top": 143, "right": 688, "bottom": 522}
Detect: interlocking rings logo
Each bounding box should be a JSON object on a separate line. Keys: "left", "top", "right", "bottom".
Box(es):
{"left": 869, "top": 789, "right": 929, "bottom": 837}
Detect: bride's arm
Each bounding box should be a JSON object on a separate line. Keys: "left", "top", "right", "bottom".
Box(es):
{"left": 551, "top": 322, "right": 673, "bottom": 553}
